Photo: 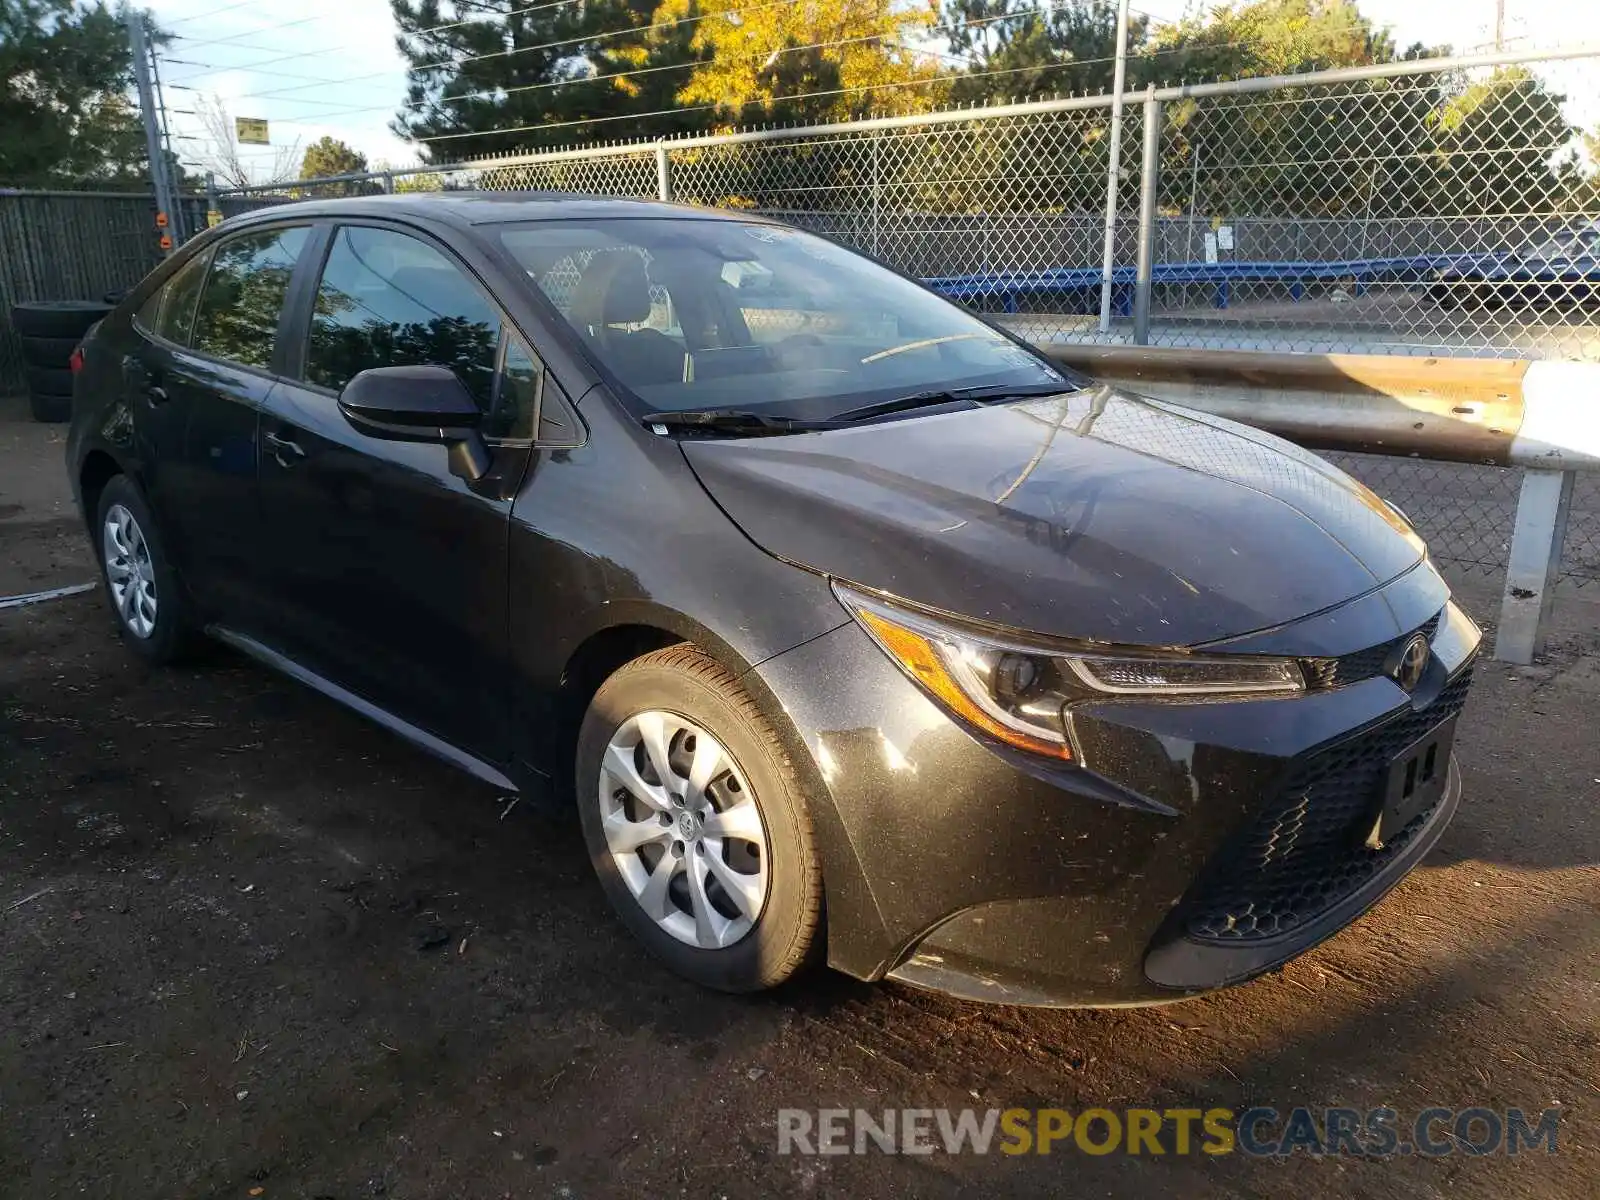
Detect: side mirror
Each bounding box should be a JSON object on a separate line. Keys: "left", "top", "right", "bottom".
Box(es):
{"left": 337, "top": 364, "right": 491, "bottom": 481}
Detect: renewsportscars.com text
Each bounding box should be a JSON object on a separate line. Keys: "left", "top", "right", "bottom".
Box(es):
{"left": 776, "top": 1106, "right": 1562, "bottom": 1158}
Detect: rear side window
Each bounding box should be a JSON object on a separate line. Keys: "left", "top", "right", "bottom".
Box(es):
{"left": 135, "top": 249, "right": 211, "bottom": 346}
{"left": 305, "top": 225, "right": 500, "bottom": 406}
{"left": 192, "top": 226, "right": 310, "bottom": 369}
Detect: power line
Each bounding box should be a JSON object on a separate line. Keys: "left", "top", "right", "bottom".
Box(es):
{"left": 200, "top": 0, "right": 815, "bottom": 102}
{"left": 161, "top": 0, "right": 265, "bottom": 28}
{"left": 158, "top": 0, "right": 594, "bottom": 86}
{"left": 173, "top": 1, "right": 1119, "bottom": 117}
{"left": 415, "top": 39, "right": 1226, "bottom": 146}
{"left": 173, "top": 17, "right": 321, "bottom": 51}
{"left": 284, "top": 9, "right": 1029, "bottom": 124}
{"left": 349, "top": 8, "right": 1244, "bottom": 129}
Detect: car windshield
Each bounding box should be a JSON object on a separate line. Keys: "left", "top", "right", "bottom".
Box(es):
{"left": 495, "top": 218, "right": 1074, "bottom": 419}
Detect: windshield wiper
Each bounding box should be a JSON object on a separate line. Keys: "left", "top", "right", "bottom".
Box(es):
{"left": 642, "top": 408, "right": 839, "bottom": 436}
{"left": 830, "top": 382, "right": 1068, "bottom": 425}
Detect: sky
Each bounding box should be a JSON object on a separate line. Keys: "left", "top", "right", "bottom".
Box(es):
{"left": 146, "top": 0, "right": 1600, "bottom": 185}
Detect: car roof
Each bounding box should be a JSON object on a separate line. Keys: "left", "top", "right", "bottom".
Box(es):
{"left": 218, "top": 192, "right": 771, "bottom": 230}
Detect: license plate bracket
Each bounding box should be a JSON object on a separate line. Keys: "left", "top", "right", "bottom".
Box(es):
{"left": 1366, "top": 716, "right": 1456, "bottom": 850}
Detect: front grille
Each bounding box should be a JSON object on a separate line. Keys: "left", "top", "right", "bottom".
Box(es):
{"left": 1182, "top": 668, "right": 1473, "bottom": 942}
{"left": 1301, "top": 611, "right": 1442, "bottom": 690}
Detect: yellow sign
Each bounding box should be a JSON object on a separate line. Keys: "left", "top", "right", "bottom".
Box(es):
{"left": 206, "top": 210, "right": 223, "bottom": 228}
{"left": 235, "top": 117, "right": 269, "bottom": 145}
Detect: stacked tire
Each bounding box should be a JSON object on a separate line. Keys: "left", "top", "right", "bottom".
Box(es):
{"left": 10, "top": 301, "right": 113, "bottom": 423}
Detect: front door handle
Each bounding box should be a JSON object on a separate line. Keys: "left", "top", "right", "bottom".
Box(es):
{"left": 264, "top": 430, "right": 306, "bottom": 468}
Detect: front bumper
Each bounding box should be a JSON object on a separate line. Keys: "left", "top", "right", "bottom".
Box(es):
{"left": 751, "top": 580, "right": 1480, "bottom": 1008}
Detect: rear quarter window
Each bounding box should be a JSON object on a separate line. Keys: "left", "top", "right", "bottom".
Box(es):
{"left": 133, "top": 249, "right": 212, "bottom": 347}
{"left": 191, "top": 226, "right": 310, "bottom": 369}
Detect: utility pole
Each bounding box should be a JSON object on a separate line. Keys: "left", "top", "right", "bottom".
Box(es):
{"left": 126, "top": 9, "right": 180, "bottom": 257}
{"left": 1495, "top": 0, "right": 1505, "bottom": 51}
{"left": 147, "top": 33, "right": 186, "bottom": 243}
{"left": 1097, "top": 0, "right": 1133, "bottom": 334}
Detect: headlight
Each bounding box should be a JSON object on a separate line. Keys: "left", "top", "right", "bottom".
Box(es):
{"left": 834, "top": 585, "right": 1305, "bottom": 761}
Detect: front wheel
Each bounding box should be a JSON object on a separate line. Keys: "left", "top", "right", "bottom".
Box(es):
{"left": 575, "top": 646, "right": 822, "bottom": 992}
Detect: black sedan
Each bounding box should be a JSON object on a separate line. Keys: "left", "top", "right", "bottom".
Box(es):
{"left": 1430, "top": 221, "right": 1600, "bottom": 311}
{"left": 65, "top": 194, "right": 1479, "bottom": 1006}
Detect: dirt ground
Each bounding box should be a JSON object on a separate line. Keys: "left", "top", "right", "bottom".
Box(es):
{"left": 2, "top": 395, "right": 1598, "bottom": 1199}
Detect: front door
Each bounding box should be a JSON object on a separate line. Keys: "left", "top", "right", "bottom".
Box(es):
{"left": 254, "top": 222, "right": 536, "bottom": 761}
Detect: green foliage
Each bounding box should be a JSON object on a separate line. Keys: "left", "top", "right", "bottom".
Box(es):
{"left": 945, "top": 0, "right": 1149, "bottom": 105}
{"left": 0, "top": 0, "right": 152, "bottom": 186}
{"left": 300, "top": 136, "right": 368, "bottom": 181}
{"left": 637, "top": 0, "right": 941, "bottom": 127}
{"left": 389, "top": 0, "right": 704, "bottom": 160}
{"left": 376, "top": 0, "right": 1592, "bottom": 237}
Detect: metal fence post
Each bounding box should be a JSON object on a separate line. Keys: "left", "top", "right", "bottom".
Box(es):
{"left": 1096, "top": 0, "right": 1133, "bottom": 333}
{"left": 1133, "top": 88, "right": 1163, "bottom": 345}
{"left": 1494, "top": 468, "right": 1576, "bottom": 665}
{"left": 655, "top": 143, "right": 673, "bottom": 203}
{"left": 204, "top": 171, "right": 219, "bottom": 231}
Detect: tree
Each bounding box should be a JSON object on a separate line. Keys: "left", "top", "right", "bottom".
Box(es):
{"left": 1142, "top": 3, "right": 1447, "bottom": 223}
{"left": 301, "top": 136, "right": 368, "bottom": 180}
{"left": 193, "top": 93, "right": 301, "bottom": 188}
{"left": 0, "top": 0, "right": 151, "bottom": 187}
{"left": 390, "top": 0, "right": 683, "bottom": 159}
{"left": 1428, "top": 67, "right": 1577, "bottom": 219}
{"left": 646, "top": 0, "right": 944, "bottom": 127}
{"left": 1148, "top": 0, "right": 1396, "bottom": 82}
{"left": 944, "top": 0, "right": 1150, "bottom": 106}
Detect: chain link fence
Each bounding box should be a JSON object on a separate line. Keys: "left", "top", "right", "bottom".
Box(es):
{"left": 223, "top": 47, "right": 1600, "bottom": 367}
{"left": 1323, "top": 454, "right": 1600, "bottom": 590}
{"left": 212, "top": 47, "right": 1600, "bottom": 587}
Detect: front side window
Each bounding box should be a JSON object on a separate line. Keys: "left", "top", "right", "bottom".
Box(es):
{"left": 305, "top": 226, "right": 500, "bottom": 408}
{"left": 497, "top": 219, "right": 1071, "bottom": 419}
{"left": 191, "top": 227, "right": 309, "bottom": 368}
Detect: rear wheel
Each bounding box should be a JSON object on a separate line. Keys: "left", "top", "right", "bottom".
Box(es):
{"left": 93, "top": 475, "right": 200, "bottom": 664}
{"left": 575, "top": 646, "right": 821, "bottom": 992}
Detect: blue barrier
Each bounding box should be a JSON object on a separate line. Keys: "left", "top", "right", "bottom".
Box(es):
{"left": 921, "top": 252, "right": 1514, "bottom": 313}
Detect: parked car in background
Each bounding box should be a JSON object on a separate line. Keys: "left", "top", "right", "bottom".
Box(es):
{"left": 1430, "top": 219, "right": 1600, "bottom": 310}
{"left": 66, "top": 194, "right": 1479, "bottom": 1006}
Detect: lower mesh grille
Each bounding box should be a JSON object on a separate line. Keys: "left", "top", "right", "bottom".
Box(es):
{"left": 1182, "top": 669, "right": 1473, "bottom": 942}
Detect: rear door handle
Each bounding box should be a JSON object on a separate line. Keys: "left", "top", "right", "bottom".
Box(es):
{"left": 264, "top": 430, "right": 306, "bottom": 468}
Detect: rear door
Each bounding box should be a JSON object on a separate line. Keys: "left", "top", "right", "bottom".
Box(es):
{"left": 254, "top": 220, "right": 537, "bottom": 759}
{"left": 127, "top": 223, "right": 313, "bottom": 619}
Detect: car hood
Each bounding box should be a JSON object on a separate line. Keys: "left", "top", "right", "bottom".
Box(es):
{"left": 681, "top": 386, "right": 1428, "bottom": 646}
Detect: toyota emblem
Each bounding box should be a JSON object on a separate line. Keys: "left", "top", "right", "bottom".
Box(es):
{"left": 1389, "top": 634, "right": 1431, "bottom": 692}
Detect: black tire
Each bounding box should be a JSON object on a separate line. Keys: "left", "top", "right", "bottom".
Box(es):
{"left": 19, "top": 334, "right": 81, "bottom": 366}
{"left": 576, "top": 646, "right": 822, "bottom": 992}
{"left": 26, "top": 365, "right": 72, "bottom": 397}
{"left": 92, "top": 474, "right": 201, "bottom": 665}
{"left": 9, "top": 300, "right": 113, "bottom": 339}
{"left": 28, "top": 391, "right": 71, "bottom": 423}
